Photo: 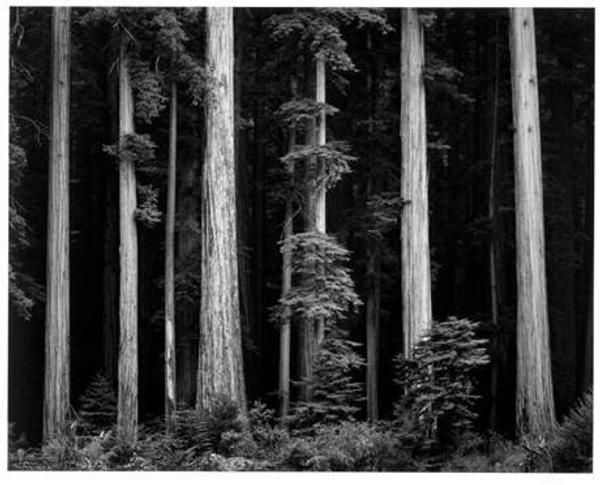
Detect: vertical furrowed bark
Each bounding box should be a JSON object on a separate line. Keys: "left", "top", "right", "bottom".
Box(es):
{"left": 509, "top": 8, "right": 556, "bottom": 438}
{"left": 117, "top": 31, "right": 139, "bottom": 445}
{"left": 314, "top": 55, "right": 327, "bottom": 347}
{"left": 165, "top": 81, "right": 177, "bottom": 424}
{"left": 44, "top": 6, "right": 71, "bottom": 443}
{"left": 197, "top": 7, "right": 247, "bottom": 415}
{"left": 400, "top": 9, "right": 432, "bottom": 358}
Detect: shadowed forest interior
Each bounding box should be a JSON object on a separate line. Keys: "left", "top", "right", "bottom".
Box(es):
{"left": 8, "top": 6, "right": 593, "bottom": 472}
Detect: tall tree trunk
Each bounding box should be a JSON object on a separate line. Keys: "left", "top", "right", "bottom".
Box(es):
{"left": 197, "top": 7, "right": 246, "bottom": 414}
{"left": 298, "top": 63, "right": 318, "bottom": 401}
{"left": 44, "top": 6, "right": 71, "bottom": 443}
{"left": 314, "top": 55, "right": 327, "bottom": 346}
{"left": 175, "top": 118, "right": 200, "bottom": 409}
{"left": 488, "top": 18, "right": 500, "bottom": 430}
{"left": 365, "top": 29, "right": 380, "bottom": 422}
{"left": 103, "top": 51, "right": 118, "bottom": 386}
{"left": 400, "top": 8, "right": 432, "bottom": 357}
{"left": 509, "top": 8, "right": 556, "bottom": 438}
{"left": 279, "top": 75, "right": 298, "bottom": 418}
{"left": 164, "top": 81, "right": 177, "bottom": 424}
{"left": 117, "top": 31, "right": 139, "bottom": 445}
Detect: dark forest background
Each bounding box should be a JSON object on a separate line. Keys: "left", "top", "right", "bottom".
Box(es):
{"left": 9, "top": 7, "right": 593, "bottom": 447}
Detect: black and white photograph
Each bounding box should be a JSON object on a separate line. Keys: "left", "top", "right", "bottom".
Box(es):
{"left": 5, "top": 1, "right": 595, "bottom": 475}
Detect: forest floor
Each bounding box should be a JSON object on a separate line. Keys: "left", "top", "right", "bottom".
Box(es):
{"left": 8, "top": 395, "right": 592, "bottom": 473}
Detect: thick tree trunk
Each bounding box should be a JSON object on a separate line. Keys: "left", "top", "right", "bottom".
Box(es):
{"left": 164, "top": 81, "right": 177, "bottom": 424}
{"left": 509, "top": 8, "right": 556, "bottom": 438}
{"left": 117, "top": 31, "right": 138, "bottom": 445}
{"left": 44, "top": 6, "right": 71, "bottom": 443}
{"left": 400, "top": 9, "right": 432, "bottom": 358}
{"left": 197, "top": 7, "right": 246, "bottom": 415}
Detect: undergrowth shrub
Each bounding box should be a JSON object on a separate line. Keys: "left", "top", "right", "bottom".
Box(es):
{"left": 394, "top": 317, "right": 489, "bottom": 451}
{"left": 542, "top": 390, "right": 592, "bottom": 472}
{"left": 77, "top": 373, "right": 117, "bottom": 435}
{"left": 290, "top": 331, "right": 365, "bottom": 430}
{"left": 280, "top": 421, "right": 418, "bottom": 471}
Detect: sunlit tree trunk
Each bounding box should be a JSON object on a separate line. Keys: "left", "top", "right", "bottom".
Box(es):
{"left": 44, "top": 6, "right": 71, "bottom": 443}
{"left": 509, "top": 8, "right": 556, "bottom": 438}
{"left": 315, "top": 55, "right": 326, "bottom": 346}
{"left": 197, "top": 7, "right": 247, "bottom": 415}
{"left": 117, "top": 31, "right": 138, "bottom": 445}
{"left": 400, "top": 8, "right": 432, "bottom": 357}
{"left": 164, "top": 81, "right": 177, "bottom": 424}
{"left": 278, "top": 75, "right": 299, "bottom": 418}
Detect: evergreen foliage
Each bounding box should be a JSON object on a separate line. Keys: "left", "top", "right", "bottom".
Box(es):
{"left": 291, "top": 333, "right": 365, "bottom": 428}
{"left": 547, "top": 390, "right": 593, "bottom": 472}
{"left": 272, "top": 231, "right": 361, "bottom": 327}
{"left": 77, "top": 374, "right": 117, "bottom": 434}
{"left": 394, "top": 318, "right": 490, "bottom": 450}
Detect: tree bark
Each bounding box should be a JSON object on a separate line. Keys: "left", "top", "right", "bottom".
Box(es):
{"left": 44, "top": 6, "right": 71, "bottom": 443}
{"left": 117, "top": 31, "right": 139, "bottom": 445}
{"left": 278, "top": 73, "right": 299, "bottom": 418}
{"left": 197, "top": 7, "right": 246, "bottom": 415}
{"left": 488, "top": 18, "right": 500, "bottom": 430}
{"left": 279, "top": 126, "right": 295, "bottom": 419}
{"left": 365, "top": 29, "right": 380, "bottom": 422}
{"left": 400, "top": 8, "right": 432, "bottom": 358}
{"left": 103, "top": 49, "right": 118, "bottom": 386}
{"left": 509, "top": 8, "right": 556, "bottom": 438}
{"left": 164, "top": 81, "right": 177, "bottom": 424}
{"left": 314, "top": 55, "right": 327, "bottom": 347}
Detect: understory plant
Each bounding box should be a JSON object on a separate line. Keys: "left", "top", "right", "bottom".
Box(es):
{"left": 394, "top": 317, "right": 490, "bottom": 451}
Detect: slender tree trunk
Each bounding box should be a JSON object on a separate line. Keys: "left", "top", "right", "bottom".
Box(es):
{"left": 314, "top": 55, "right": 327, "bottom": 346}
{"left": 103, "top": 52, "right": 118, "bottom": 386}
{"left": 164, "top": 81, "right": 177, "bottom": 424}
{"left": 44, "top": 6, "right": 71, "bottom": 443}
{"left": 488, "top": 19, "right": 500, "bottom": 430}
{"left": 279, "top": 75, "right": 299, "bottom": 418}
{"left": 400, "top": 8, "right": 432, "bottom": 358}
{"left": 279, "top": 127, "right": 296, "bottom": 419}
{"left": 197, "top": 7, "right": 246, "bottom": 415}
{"left": 117, "top": 31, "right": 138, "bottom": 445}
{"left": 509, "top": 8, "right": 556, "bottom": 438}
{"left": 175, "top": 118, "right": 200, "bottom": 409}
{"left": 365, "top": 29, "right": 380, "bottom": 422}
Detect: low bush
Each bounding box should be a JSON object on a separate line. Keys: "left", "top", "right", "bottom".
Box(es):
{"left": 279, "top": 420, "right": 418, "bottom": 471}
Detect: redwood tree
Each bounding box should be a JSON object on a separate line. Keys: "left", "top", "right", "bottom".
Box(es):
{"left": 509, "top": 7, "right": 556, "bottom": 438}
{"left": 44, "top": 6, "right": 71, "bottom": 443}
{"left": 117, "top": 30, "right": 139, "bottom": 445}
{"left": 197, "top": 7, "right": 247, "bottom": 414}
{"left": 400, "top": 8, "right": 432, "bottom": 357}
